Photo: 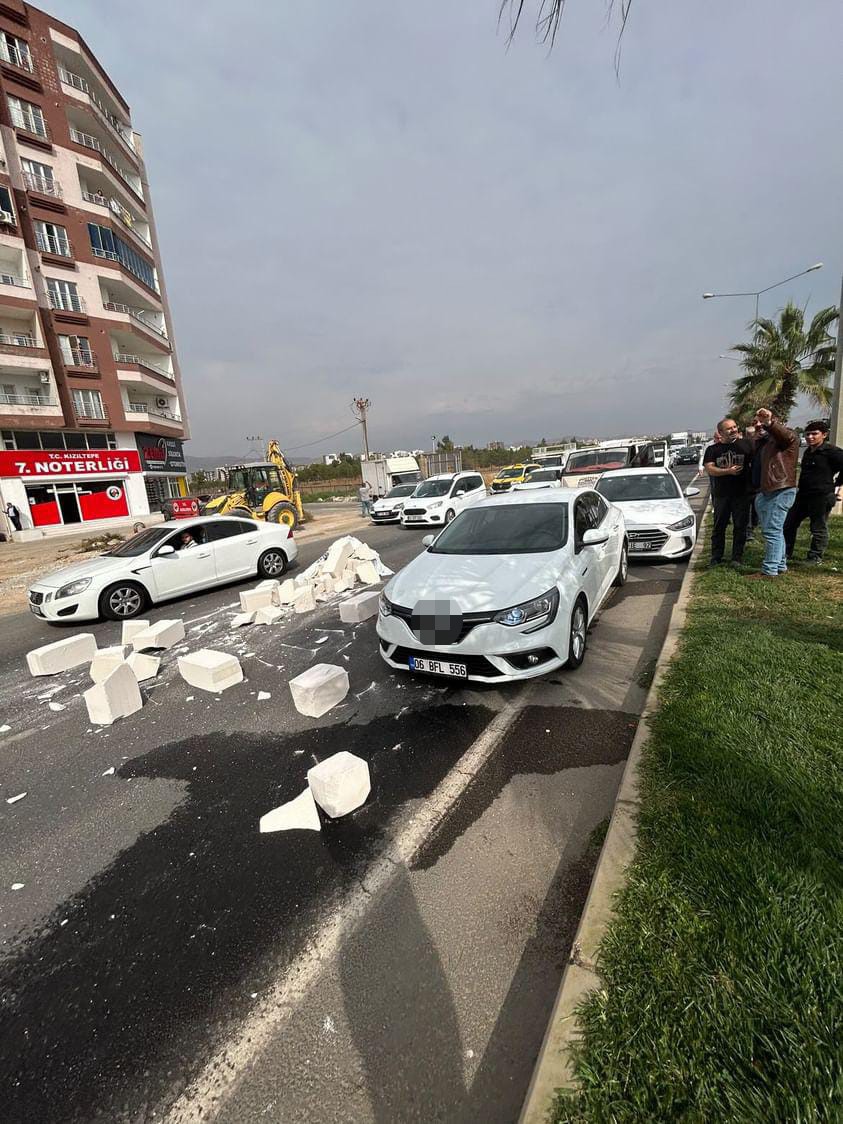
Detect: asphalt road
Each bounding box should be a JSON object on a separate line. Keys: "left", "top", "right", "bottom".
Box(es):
{"left": 0, "top": 470, "right": 705, "bottom": 1123}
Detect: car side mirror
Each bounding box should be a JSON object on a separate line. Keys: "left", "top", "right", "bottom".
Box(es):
{"left": 582, "top": 528, "right": 610, "bottom": 547}
{"left": 684, "top": 486, "right": 701, "bottom": 497}
{"left": 157, "top": 544, "right": 176, "bottom": 556}
{"left": 422, "top": 535, "right": 435, "bottom": 547}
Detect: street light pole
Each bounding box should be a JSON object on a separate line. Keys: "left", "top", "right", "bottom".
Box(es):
{"left": 830, "top": 271, "right": 843, "bottom": 448}
{"left": 702, "top": 262, "right": 823, "bottom": 323}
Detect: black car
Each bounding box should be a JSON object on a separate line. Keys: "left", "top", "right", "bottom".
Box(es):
{"left": 673, "top": 447, "right": 698, "bottom": 464}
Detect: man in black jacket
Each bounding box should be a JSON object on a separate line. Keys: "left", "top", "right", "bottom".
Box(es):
{"left": 703, "top": 417, "right": 754, "bottom": 566}
{"left": 784, "top": 420, "right": 843, "bottom": 564}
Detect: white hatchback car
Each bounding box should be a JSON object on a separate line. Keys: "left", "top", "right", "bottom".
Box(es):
{"left": 378, "top": 490, "right": 627, "bottom": 683}
{"left": 595, "top": 468, "right": 700, "bottom": 559}
{"left": 370, "top": 483, "right": 418, "bottom": 524}
{"left": 27, "top": 516, "right": 297, "bottom": 623}
{"left": 400, "top": 472, "right": 487, "bottom": 528}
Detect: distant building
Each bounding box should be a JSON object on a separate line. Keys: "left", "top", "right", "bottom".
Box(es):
{"left": 487, "top": 440, "right": 505, "bottom": 451}
{"left": 323, "top": 453, "right": 339, "bottom": 466}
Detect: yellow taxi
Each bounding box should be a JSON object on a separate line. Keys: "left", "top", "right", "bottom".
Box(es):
{"left": 490, "top": 463, "right": 541, "bottom": 493}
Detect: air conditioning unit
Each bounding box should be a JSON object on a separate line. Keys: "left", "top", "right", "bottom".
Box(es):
{"left": 0, "top": 210, "right": 14, "bottom": 224}
{"left": 155, "top": 396, "right": 169, "bottom": 408}
{"left": 39, "top": 371, "right": 50, "bottom": 384}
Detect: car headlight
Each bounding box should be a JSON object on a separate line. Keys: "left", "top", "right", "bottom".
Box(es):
{"left": 379, "top": 594, "right": 393, "bottom": 618}
{"left": 428, "top": 501, "right": 443, "bottom": 510}
{"left": 494, "top": 588, "right": 559, "bottom": 631}
{"left": 395, "top": 502, "right": 405, "bottom": 510}
{"left": 56, "top": 577, "right": 92, "bottom": 599}
{"left": 667, "top": 515, "right": 695, "bottom": 531}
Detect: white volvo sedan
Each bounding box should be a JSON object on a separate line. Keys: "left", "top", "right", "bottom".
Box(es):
{"left": 377, "top": 490, "right": 627, "bottom": 683}
{"left": 595, "top": 468, "right": 700, "bottom": 559}
{"left": 27, "top": 516, "right": 297, "bottom": 623}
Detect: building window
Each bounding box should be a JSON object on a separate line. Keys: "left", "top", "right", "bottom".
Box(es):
{"left": 88, "top": 223, "right": 157, "bottom": 292}
{"left": 0, "top": 429, "right": 116, "bottom": 450}
{"left": 47, "top": 278, "right": 83, "bottom": 312}
{"left": 7, "top": 95, "right": 46, "bottom": 137}
{"left": 35, "top": 220, "right": 71, "bottom": 258}
{"left": 21, "top": 158, "right": 58, "bottom": 196}
{"left": 0, "top": 32, "right": 32, "bottom": 71}
{"left": 72, "top": 388, "right": 106, "bottom": 420}
{"left": 59, "top": 334, "right": 95, "bottom": 367}
{"left": 0, "top": 185, "right": 14, "bottom": 224}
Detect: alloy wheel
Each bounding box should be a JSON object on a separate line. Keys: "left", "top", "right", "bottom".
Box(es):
{"left": 109, "top": 587, "right": 142, "bottom": 617}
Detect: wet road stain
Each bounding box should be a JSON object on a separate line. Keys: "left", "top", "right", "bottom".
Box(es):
{"left": 0, "top": 704, "right": 490, "bottom": 1123}
{"left": 411, "top": 706, "right": 637, "bottom": 871}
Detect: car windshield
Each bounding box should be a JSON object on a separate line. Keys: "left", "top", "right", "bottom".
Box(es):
{"left": 386, "top": 484, "right": 417, "bottom": 498}
{"left": 597, "top": 474, "right": 681, "bottom": 502}
{"left": 414, "top": 479, "right": 452, "bottom": 498}
{"left": 105, "top": 527, "right": 171, "bottom": 557}
{"left": 526, "top": 469, "right": 557, "bottom": 482}
{"left": 498, "top": 467, "right": 524, "bottom": 479}
{"left": 430, "top": 503, "right": 568, "bottom": 555}
{"left": 564, "top": 449, "right": 628, "bottom": 473}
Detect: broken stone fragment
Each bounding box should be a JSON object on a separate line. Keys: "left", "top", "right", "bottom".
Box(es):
{"left": 254, "top": 605, "right": 284, "bottom": 625}
{"left": 293, "top": 586, "right": 316, "bottom": 614}
{"left": 339, "top": 589, "right": 381, "bottom": 624}
{"left": 177, "top": 649, "right": 244, "bottom": 693}
{"left": 89, "top": 645, "right": 131, "bottom": 683}
{"left": 231, "top": 611, "right": 256, "bottom": 628}
{"left": 130, "top": 619, "right": 185, "bottom": 652}
{"left": 255, "top": 579, "right": 282, "bottom": 605}
{"left": 323, "top": 538, "right": 355, "bottom": 579}
{"left": 307, "top": 751, "right": 371, "bottom": 818}
{"left": 289, "top": 663, "right": 349, "bottom": 718}
{"left": 239, "top": 587, "right": 275, "bottom": 613}
{"left": 351, "top": 543, "right": 378, "bottom": 561}
{"left": 354, "top": 560, "right": 380, "bottom": 586}
{"left": 278, "top": 579, "right": 297, "bottom": 604}
{"left": 83, "top": 663, "right": 143, "bottom": 726}
{"left": 259, "top": 787, "right": 321, "bottom": 833}
{"left": 26, "top": 633, "right": 98, "bottom": 677}
{"left": 126, "top": 652, "right": 160, "bottom": 682}
{"left": 121, "top": 619, "right": 150, "bottom": 646}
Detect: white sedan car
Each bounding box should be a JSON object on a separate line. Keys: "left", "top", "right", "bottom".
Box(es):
{"left": 377, "top": 490, "right": 627, "bottom": 683}
{"left": 512, "top": 467, "right": 563, "bottom": 491}
{"left": 595, "top": 468, "right": 699, "bottom": 559}
{"left": 27, "top": 516, "right": 297, "bottom": 623}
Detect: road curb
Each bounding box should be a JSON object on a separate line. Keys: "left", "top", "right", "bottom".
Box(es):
{"left": 518, "top": 499, "right": 710, "bottom": 1124}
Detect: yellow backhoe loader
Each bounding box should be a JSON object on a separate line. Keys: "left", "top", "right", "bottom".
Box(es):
{"left": 202, "top": 440, "right": 304, "bottom": 528}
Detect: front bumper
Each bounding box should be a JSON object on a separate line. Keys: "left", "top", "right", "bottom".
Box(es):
{"left": 400, "top": 510, "right": 444, "bottom": 526}
{"left": 627, "top": 523, "right": 696, "bottom": 559}
{"left": 376, "top": 613, "right": 567, "bottom": 683}
{"left": 371, "top": 509, "right": 401, "bottom": 523}
{"left": 27, "top": 582, "right": 102, "bottom": 622}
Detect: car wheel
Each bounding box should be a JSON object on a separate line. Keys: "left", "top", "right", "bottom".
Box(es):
{"left": 565, "top": 598, "right": 588, "bottom": 669}
{"left": 445, "top": 508, "right": 456, "bottom": 524}
{"left": 258, "top": 548, "right": 287, "bottom": 578}
{"left": 99, "top": 581, "right": 147, "bottom": 621}
{"left": 613, "top": 542, "right": 629, "bottom": 587}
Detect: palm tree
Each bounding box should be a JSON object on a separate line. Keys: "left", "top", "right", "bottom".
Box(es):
{"left": 728, "top": 302, "right": 838, "bottom": 423}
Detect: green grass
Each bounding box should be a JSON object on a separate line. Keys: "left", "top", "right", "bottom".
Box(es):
{"left": 554, "top": 519, "right": 843, "bottom": 1123}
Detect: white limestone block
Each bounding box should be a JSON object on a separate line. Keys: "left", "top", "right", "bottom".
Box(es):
{"left": 289, "top": 663, "right": 349, "bottom": 718}
{"left": 131, "top": 619, "right": 185, "bottom": 651}
{"left": 126, "top": 652, "right": 160, "bottom": 682}
{"left": 351, "top": 543, "right": 378, "bottom": 561}
{"left": 293, "top": 586, "right": 316, "bottom": 614}
{"left": 278, "top": 579, "right": 297, "bottom": 604}
{"left": 256, "top": 579, "right": 282, "bottom": 605}
{"left": 259, "top": 788, "right": 321, "bottom": 833}
{"left": 324, "top": 538, "right": 355, "bottom": 578}
{"left": 231, "top": 611, "right": 256, "bottom": 628}
{"left": 239, "top": 587, "right": 275, "bottom": 613}
{"left": 354, "top": 560, "right": 380, "bottom": 585}
{"left": 27, "top": 633, "right": 97, "bottom": 677}
{"left": 307, "top": 751, "right": 371, "bottom": 818}
{"left": 339, "top": 590, "right": 381, "bottom": 624}
{"left": 84, "top": 663, "right": 142, "bottom": 725}
{"left": 254, "top": 605, "right": 284, "bottom": 625}
{"left": 178, "top": 649, "right": 244, "bottom": 693}
{"left": 121, "top": 619, "right": 151, "bottom": 646}
{"left": 89, "top": 645, "right": 131, "bottom": 683}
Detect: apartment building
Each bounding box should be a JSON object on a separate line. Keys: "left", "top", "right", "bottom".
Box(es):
{"left": 0, "top": 1, "right": 188, "bottom": 539}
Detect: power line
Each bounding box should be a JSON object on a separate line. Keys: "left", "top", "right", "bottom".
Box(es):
{"left": 284, "top": 421, "right": 361, "bottom": 452}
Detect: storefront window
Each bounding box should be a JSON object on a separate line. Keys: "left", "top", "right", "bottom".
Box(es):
{"left": 25, "top": 479, "right": 129, "bottom": 527}
{"left": 0, "top": 430, "right": 118, "bottom": 450}
{"left": 144, "top": 475, "right": 183, "bottom": 510}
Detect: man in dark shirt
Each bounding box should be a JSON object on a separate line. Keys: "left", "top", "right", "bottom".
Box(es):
{"left": 703, "top": 417, "right": 754, "bottom": 566}
{"left": 783, "top": 419, "right": 843, "bottom": 564}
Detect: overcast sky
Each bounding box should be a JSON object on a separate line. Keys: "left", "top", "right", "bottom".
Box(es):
{"left": 54, "top": 0, "right": 842, "bottom": 457}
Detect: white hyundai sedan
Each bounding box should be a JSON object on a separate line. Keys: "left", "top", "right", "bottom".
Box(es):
{"left": 595, "top": 468, "right": 700, "bottom": 560}
{"left": 27, "top": 516, "right": 297, "bottom": 623}
{"left": 377, "top": 490, "right": 627, "bottom": 683}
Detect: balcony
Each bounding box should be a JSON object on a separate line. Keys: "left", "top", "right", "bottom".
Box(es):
{"left": 81, "top": 189, "right": 151, "bottom": 248}
{"left": 36, "top": 231, "right": 73, "bottom": 258}
{"left": 24, "top": 171, "right": 62, "bottom": 198}
{"left": 0, "top": 41, "right": 33, "bottom": 72}
{"left": 61, "top": 348, "right": 97, "bottom": 370}
{"left": 0, "top": 271, "right": 30, "bottom": 288}
{"left": 0, "top": 332, "right": 38, "bottom": 348}
{"left": 74, "top": 407, "right": 110, "bottom": 426}
{"left": 126, "top": 400, "right": 182, "bottom": 426}
{"left": 104, "top": 301, "right": 167, "bottom": 339}
{"left": 0, "top": 391, "right": 55, "bottom": 406}
{"left": 58, "top": 66, "right": 135, "bottom": 152}
{"left": 115, "top": 352, "right": 173, "bottom": 379}
{"left": 9, "top": 105, "right": 49, "bottom": 140}
{"left": 48, "top": 291, "right": 86, "bottom": 314}
{"left": 69, "top": 127, "right": 140, "bottom": 198}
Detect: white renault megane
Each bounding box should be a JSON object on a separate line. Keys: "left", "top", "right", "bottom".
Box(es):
{"left": 377, "top": 490, "right": 627, "bottom": 683}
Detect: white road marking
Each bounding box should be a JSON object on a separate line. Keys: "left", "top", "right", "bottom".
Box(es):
{"left": 165, "top": 689, "right": 532, "bottom": 1123}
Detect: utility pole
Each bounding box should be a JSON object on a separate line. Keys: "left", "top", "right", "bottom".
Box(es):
{"left": 830, "top": 271, "right": 843, "bottom": 450}
{"left": 351, "top": 398, "right": 371, "bottom": 461}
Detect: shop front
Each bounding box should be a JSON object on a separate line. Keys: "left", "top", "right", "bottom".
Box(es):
{"left": 136, "top": 435, "right": 188, "bottom": 512}
{"left": 0, "top": 448, "right": 148, "bottom": 538}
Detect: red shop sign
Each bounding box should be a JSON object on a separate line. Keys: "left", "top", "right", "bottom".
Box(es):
{"left": 170, "top": 498, "right": 199, "bottom": 518}
{"left": 0, "top": 450, "right": 142, "bottom": 477}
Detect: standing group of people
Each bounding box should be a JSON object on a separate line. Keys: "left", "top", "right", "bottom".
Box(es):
{"left": 703, "top": 409, "right": 842, "bottom": 578}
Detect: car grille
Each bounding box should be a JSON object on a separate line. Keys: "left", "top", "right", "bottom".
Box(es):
{"left": 29, "top": 590, "right": 44, "bottom": 605}
{"left": 628, "top": 529, "right": 669, "bottom": 551}
{"left": 389, "top": 602, "right": 495, "bottom": 643}
{"left": 382, "top": 642, "right": 503, "bottom": 678}
{"left": 402, "top": 507, "right": 428, "bottom": 517}
{"left": 491, "top": 481, "right": 512, "bottom": 491}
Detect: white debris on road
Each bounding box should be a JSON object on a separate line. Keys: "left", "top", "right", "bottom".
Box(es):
{"left": 84, "top": 663, "right": 143, "bottom": 726}
{"left": 26, "top": 634, "right": 97, "bottom": 677}
{"left": 102, "top": 767, "right": 115, "bottom": 776}
{"left": 6, "top": 792, "right": 27, "bottom": 804}
{"left": 178, "top": 650, "right": 244, "bottom": 693}
{"left": 11, "top": 883, "right": 24, "bottom": 891}
{"left": 260, "top": 787, "right": 321, "bottom": 833}
{"left": 47, "top": 701, "right": 66, "bottom": 712}
{"left": 289, "top": 664, "right": 349, "bottom": 718}
{"left": 307, "top": 752, "right": 371, "bottom": 819}
{"left": 257, "top": 691, "right": 271, "bottom": 701}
